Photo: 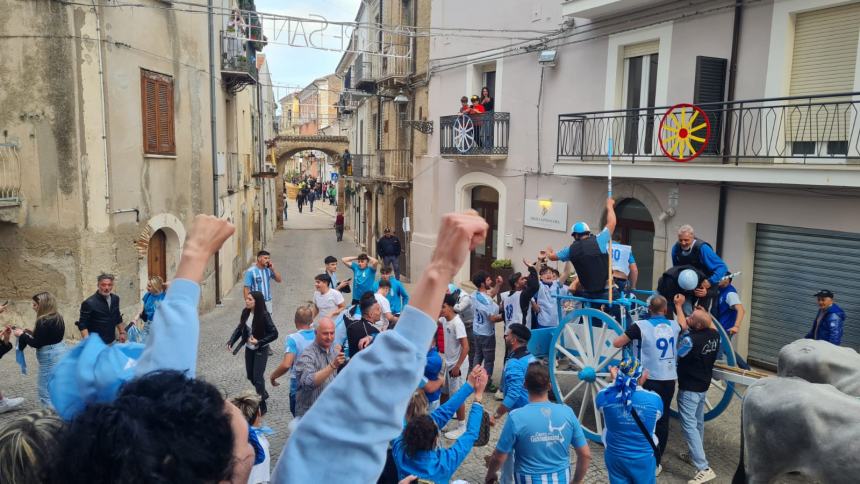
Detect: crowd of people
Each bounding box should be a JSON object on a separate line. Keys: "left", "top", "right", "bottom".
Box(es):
{"left": 290, "top": 175, "right": 337, "bottom": 216}
{"left": 0, "top": 198, "right": 849, "bottom": 484}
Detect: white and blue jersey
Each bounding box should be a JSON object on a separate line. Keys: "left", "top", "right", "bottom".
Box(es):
{"left": 471, "top": 291, "right": 499, "bottom": 337}
{"left": 350, "top": 262, "right": 377, "bottom": 300}
{"left": 625, "top": 316, "right": 682, "bottom": 381}
{"left": 285, "top": 329, "right": 315, "bottom": 392}
{"left": 534, "top": 281, "right": 566, "bottom": 329}
{"left": 611, "top": 243, "right": 636, "bottom": 276}
{"left": 244, "top": 266, "right": 276, "bottom": 301}
{"left": 555, "top": 227, "right": 611, "bottom": 262}
{"left": 496, "top": 402, "right": 588, "bottom": 483}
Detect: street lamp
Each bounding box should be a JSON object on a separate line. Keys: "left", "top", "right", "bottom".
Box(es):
{"left": 393, "top": 90, "right": 410, "bottom": 104}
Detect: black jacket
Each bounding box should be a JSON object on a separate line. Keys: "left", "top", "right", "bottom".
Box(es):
{"left": 77, "top": 292, "right": 122, "bottom": 344}
{"left": 228, "top": 309, "right": 279, "bottom": 355}
{"left": 0, "top": 340, "right": 11, "bottom": 359}
{"left": 376, "top": 235, "right": 402, "bottom": 257}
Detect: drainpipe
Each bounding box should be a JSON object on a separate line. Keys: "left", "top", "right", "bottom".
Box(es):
{"left": 208, "top": 0, "right": 222, "bottom": 304}
{"left": 91, "top": 0, "right": 111, "bottom": 214}
{"left": 257, "top": 76, "right": 266, "bottom": 248}
{"left": 715, "top": 0, "right": 743, "bottom": 257}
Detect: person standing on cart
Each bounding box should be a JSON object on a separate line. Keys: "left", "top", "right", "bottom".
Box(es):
{"left": 611, "top": 238, "right": 638, "bottom": 297}
{"left": 546, "top": 198, "right": 617, "bottom": 301}
{"left": 671, "top": 225, "right": 727, "bottom": 300}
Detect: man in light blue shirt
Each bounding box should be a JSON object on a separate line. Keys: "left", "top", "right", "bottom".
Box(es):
{"left": 486, "top": 362, "right": 591, "bottom": 484}
{"left": 374, "top": 266, "right": 410, "bottom": 315}
{"left": 244, "top": 250, "right": 283, "bottom": 314}
{"left": 470, "top": 271, "right": 503, "bottom": 391}
{"left": 269, "top": 305, "right": 316, "bottom": 416}
{"left": 342, "top": 253, "right": 380, "bottom": 305}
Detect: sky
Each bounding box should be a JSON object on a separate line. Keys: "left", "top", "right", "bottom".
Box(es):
{"left": 257, "top": 0, "right": 362, "bottom": 100}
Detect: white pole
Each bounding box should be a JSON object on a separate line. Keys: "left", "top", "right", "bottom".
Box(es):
{"left": 607, "top": 138, "right": 614, "bottom": 305}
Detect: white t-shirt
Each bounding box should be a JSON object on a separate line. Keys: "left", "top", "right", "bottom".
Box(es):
{"left": 245, "top": 314, "right": 257, "bottom": 350}
{"left": 248, "top": 432, "right": 270, "bottom": 484}
{"left": 314, "top": 288, "right": 345, "bottom": 319}
{"left": 441, "top": 315, "right": 468, "bottom": 373}
{"left": 374, "top": 293, "right": 392, "bottom": 331}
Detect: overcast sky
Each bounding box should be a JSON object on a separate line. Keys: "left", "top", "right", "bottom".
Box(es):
{"left": 257, "top": 0, "right": 361, "bottom": 100}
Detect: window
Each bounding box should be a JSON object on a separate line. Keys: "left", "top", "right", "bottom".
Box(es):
{"left": 622, "top": 41, "right": 659, "bottom": 154}
{"left": 141, "top": 69, "right": 175, "bottom": 155}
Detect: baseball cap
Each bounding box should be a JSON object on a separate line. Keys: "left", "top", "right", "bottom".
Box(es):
{"left": 814, "top": 289, "right": 834, "bottom": 298}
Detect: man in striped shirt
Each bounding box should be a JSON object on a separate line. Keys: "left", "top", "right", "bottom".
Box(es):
{"left": 244, "top": 250, "right": 283, "bottom": 314}
{"left": 293, "top": 318, "right": 344, "bottom": 417}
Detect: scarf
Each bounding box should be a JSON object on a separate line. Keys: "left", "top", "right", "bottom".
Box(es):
{"left": 611, "top": 357, "right": 643, "bottom": 413}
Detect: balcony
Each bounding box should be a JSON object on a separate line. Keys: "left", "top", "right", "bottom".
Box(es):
{"left": 352, "top": 53, "right": 377, "bottom": 93}
{"left": 376, "top": 149, "right": 412, "bottom": 182}
{"left": 344, "top": 153, "right": 372, "bottom": 180}
{"left": 562, "top": 0, "right": 657, "bottom": 19}
{"left": 440, "top": 112, "right": 510, "bottom": 158}
{"left": 378, "top": 35, "right": 412, "bottom": 87}
{"left": 555, "top": 93, "right": 860, "bottom": 186}
{"left": 0, "top": 142, "right": 21, "bottom": 206}
{"left": 221, "top": 30, "right": 258, "bottom": 93}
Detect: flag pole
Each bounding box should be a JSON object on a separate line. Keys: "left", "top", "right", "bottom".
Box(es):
{"left": 607, "top": 138, "right": 614, "bottom": 306}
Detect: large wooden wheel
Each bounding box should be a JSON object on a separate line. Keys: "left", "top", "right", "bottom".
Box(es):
{"left": 452, "top": 114, "right": 476, "bottom": 153}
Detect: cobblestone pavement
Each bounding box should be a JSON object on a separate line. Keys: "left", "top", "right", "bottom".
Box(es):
{"left": 0, "top": 203, "right": 810, "bottom": 483}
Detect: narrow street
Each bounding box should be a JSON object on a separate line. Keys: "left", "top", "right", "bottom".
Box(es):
{"left": 1, "top": 202, "right": 813, "bottom": 482}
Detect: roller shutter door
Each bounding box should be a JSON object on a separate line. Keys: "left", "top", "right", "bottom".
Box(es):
{"left": 748, "top": 224, "right": 860, "bottom": 368}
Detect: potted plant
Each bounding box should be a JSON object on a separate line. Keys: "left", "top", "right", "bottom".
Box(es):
{"left": 491, "top": 259, "right": 514, "bottom": 292}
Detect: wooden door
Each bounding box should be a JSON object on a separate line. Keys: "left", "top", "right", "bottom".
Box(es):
{"left": 148, "top": 229, "right": 167, "bottom": 281}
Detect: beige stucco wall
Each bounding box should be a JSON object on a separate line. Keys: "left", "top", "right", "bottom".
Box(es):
{"left": 0, "top": 0, "right": 273, "bottom": 336}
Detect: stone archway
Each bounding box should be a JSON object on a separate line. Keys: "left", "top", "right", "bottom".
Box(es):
{"left": 270, "top": 135, "right": 349, "bottom": 229}
{"left": 134, "top": 213, "right": 185, "bottom": 296}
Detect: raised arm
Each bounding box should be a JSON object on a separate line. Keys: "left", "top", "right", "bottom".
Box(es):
{"left": 341, "top": 256, "right": 357, "bottom": 268}
{"left": 273, "top": 212, "right": 488, "bottom": 483}
{"left": 605, "top": 197, "right": 617, "bottom": 235}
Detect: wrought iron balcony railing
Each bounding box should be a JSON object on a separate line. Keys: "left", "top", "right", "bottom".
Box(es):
{"left": 220, "top": 31, "right": 258, "bottom": 92}
{"left": 376, "top": 149, "right": 412, "bottom": 182}
{"left": 557, "top": 93, "right": 860, "bottom": 165}
{"left": 440, "top": 112, "right": 510, "bottom": 156}
{"left": 344, "top": 153, "right": 372, "bottom": 179}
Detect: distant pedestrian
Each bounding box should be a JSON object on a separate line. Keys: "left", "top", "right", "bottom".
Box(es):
{"left": 328, "top": 184, "right": 336, "bottom": 205}
{"left": 294, "top": 318, "right": 344, "bottom": 417}
{"left": 308, "top": 188, "right": 316, "bottom": 212}
{"left": 131, "top": 276, "right": 166, "bottom": 343}
{"left": 227, "top": 291, "right": 279, "bottom": 414}
{"left": 12, "top": 292, "right": 67, "bottom": 407}
{"left": 376, "top": 228, "right": 403, "bottom": 280}
{"left": 269, "top": 305, "right": 315, "bottom": 416}
{"left": 297, "top": 190, "right": 305, "bottom": 213}
{"left": 244, "top": 250, "right": 283, "bottom": 314}
{"left": 282, "top": 192, "right": 288, "bottom": 221}
{"left": 76, "top": 273, "right": 125, "bottom": 344}
{"left": 335, "top": 212, "right": 345, "bottom": 242}
{"left": 485, "top": 362, "right": 591, "bottom": 484}
{"left": 806, "top": 289, "right": 845, "bottom": 345}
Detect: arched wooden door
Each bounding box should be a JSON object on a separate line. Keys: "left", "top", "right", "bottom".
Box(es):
{"left": 148, "top": 229, "right": 167, "bottom": 281}
{"left": 469, "top": 186, "right": 499, "bottom": 276}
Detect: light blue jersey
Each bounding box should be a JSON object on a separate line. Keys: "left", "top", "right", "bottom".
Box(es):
{"left": 285, "top": 329, "right": 316, "bottom": 391}
{"left": 471, "top": 291, "right": 499, "bottom": 336}
{"left": 596, "top": 386, "right": 662, "bottom": 459}
{"left": 611, "top": 243, "right": 636, "bottom": 276}
{"left": 496, "top": 402, "right": 588, "bottom": 482}
{"left": 534, "top": 281, "right": 564, "bottom": 328}
{"left": 244, "top": 266, "right": 276, "bottom": 301}
{"left": 350, "top": 262, "right": 377, "bottom": 300}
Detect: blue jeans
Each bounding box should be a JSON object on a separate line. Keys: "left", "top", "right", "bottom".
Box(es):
{"left": 37, "top": 342, "right": 68, "bottom": 407}
{"left": 677, "top": 390, "right": 709, "bottom": 470}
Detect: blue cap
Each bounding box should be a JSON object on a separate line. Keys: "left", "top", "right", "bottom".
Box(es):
{"left": 571, "top": 221, "right": 591, "bottom": 235}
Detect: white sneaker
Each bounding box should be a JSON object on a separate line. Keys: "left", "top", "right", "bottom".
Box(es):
{"left": 444, "top": 424, "right": 466, "bottom": 440}
{"left": 688, "top": 468, "right": 716, "bottom": 484}
{"left": 655, "top": 464, "right": 663, "bottom": 477}
{"left": 494, "top": 389, "right": 504, "bottom": 401}
{"left": 0, "top": 397, "right": 25, "bottom": 414}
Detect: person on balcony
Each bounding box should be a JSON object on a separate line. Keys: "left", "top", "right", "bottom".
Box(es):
{"left": 480, "top": 87, "right": 494, "bottom": 149}
{"left": 458, "top": 96, "right": 470, "bottom": 114}
{"left": 468, "top": 96, "right": 485, "bottom": 149}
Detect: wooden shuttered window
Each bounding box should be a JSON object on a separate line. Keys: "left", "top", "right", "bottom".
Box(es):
{"left": 787, "top": 3, "right": 860, "bottom": 142}
{"left": 141, "top": 69, "right": 176, "bottom": 155}
{"left": 693, "top": 56, "right": 727, "bottom": 154}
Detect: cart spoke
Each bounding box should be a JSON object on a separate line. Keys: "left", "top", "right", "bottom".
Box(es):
{"left": 564, "top": 325, "right": 591, "bottom": 365}
{"left": 563, "top": 379, "right": 586, "bottom": 402}
{"left": 579, "top": 384, "right": 590, "bottom": 418}
{"left": 556, "top": 344, "right": 587, "bottom": 371}
{"left": 594, "top": 346, "right": 623, "bottom": 372}
{"left": 711, "top": 380, "right": 727, "bottom": 392}
{"left": 705, "top": 397, "right": 714, "bottom": 411}
{"left": 592, "top": 385, "right": 603, "bottom": 435}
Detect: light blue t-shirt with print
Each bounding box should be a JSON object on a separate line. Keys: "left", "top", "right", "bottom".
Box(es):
{"left": 471, "top": 291, "right": 499, "bottom": 337}
{"left": 496, "top": 402, "right": 588, "bottom": 480}
{"left": 555, "top": 227, "right": 611, "bottom": 262}
{"left": 350, "top": 262, "right": 377, "bottom": 300}
{"left": 285, "top": 329, "right": 316, "bottom": 392}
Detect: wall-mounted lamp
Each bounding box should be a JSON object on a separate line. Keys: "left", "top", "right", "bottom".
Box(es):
{"left": 538, "top": 198, "right": 553, "bottom": 210}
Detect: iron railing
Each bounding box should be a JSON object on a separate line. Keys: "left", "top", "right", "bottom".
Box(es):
{"left": 440, "top": 112, "right": 510, "bottom": 156}
{"left": 0, "top": 143, "right": 22, "bottom": 204}
{"left": 220, "top": 31, "right": 258, "bottom": 80}
{"left": 345, "top": 153, "right": 372, "bottom": 179}
{"left": 557, "top": 93, "right": 860, "bottom": 164}
{"left": 353, "top": 53, "right": 377, "bottom": 89}
{"left": 376, "top": 149, "right": 412, "bottom": 182}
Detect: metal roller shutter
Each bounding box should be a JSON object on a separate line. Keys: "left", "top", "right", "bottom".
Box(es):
{"left": 623, "top": 40, "right": 659, "bottom": 59}
{"left": 749, "top": 224, "right": 860, "bottom": 368}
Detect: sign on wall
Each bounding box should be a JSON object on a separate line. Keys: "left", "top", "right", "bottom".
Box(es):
{"left": 524, "top": 199, "right": 568, "bottom": 232}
